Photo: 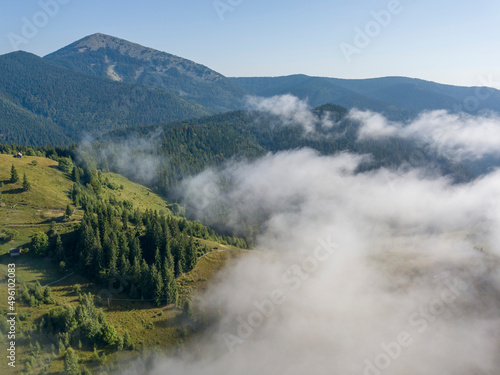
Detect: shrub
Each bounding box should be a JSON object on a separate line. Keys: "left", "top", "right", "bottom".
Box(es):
{"left": 30, "top": 232, "right": 49, "bottom": 256}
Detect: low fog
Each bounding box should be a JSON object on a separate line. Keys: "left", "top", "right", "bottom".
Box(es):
{"left": 246, "top": 94, "right": 337, "bottom": 132}
{"left": 122, "top": 99, "right": 500, "bottom": 375}
{"left": 351, "top": 109, "right": 500, "bottom": 161}
{"left": 77, "top": 128, "right": 164, "bottom": 185}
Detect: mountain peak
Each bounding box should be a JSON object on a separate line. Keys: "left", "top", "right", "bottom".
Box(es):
{"left": 64, "top": 33, "right": 157, "bottom": 57}
{"left": 44, "top": 34, "right": 247, "bottom": 112}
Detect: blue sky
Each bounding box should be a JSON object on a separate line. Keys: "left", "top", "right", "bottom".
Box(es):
{"left": 0, "top": 0, "right": 499, "bottom": 88}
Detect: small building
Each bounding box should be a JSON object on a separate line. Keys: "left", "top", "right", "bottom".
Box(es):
{"left": 9, "top": 247, "right": 21, "bottom": 257}
{"left": 14, "top": 152, "right": 22, "bottom": 158}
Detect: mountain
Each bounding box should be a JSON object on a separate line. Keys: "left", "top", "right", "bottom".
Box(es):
{"left": 231, "top": 75, "right": 500, "bottom": 119}
{"left": 0, "top": 51, "right": 209, "bottom": 145}
{"left": 43, "top": 33, "right": 500, "bottom": 121}
{"left": 0, "top": 92, "right": 67, "bottom": 145}
{"left": 45, "top": 33, "right": 248, "bottom": 112}
{"left": 90, "top": 105, "right": 474, "bottom": 200}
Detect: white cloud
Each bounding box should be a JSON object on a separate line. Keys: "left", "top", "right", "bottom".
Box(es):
{"left": 351, "top": 109, "right": 500, "bottom": 161}
{"left": 126, "top": 148, "right": 500, "bottom": 375}
{"left": 246, "top": 95, "right": 335, "bottom": 132}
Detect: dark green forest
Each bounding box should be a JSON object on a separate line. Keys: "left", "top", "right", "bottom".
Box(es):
{"left": 89, "top": 104, "right": 474, "bottom": 197}
{"left": 0, "top": 51, "right": 209, "bottom": 145}
{"left": 44, "top": 33, "right": 247, "bottom": 113}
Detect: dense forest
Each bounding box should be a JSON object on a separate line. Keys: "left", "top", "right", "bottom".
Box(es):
{"left": 45, "top": 33, "right": 247, "bottom": 113}
{"left": 1, "top": 144, "right": 248, "bottom": 300}
{"left": 88, "top": 104, "right": 474, "bottom": 197}
{"left": 0, "top": 102, "right": 475, "bottom": 245}
{"left": 0, "top": 51, "right": 209, "bottom": 145}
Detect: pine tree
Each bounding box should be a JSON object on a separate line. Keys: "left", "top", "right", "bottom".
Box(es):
{"left": 166, "top": 243, "right": 174, "bottom": 269}
{"left": 118, "top": 232, "right": 130, "bottom": 259}
{"left": 58, "top": 339, "right": 65, "bottom": 355}
{"left": 34, "top": 281, "right": 44, "bottom": 301}
{"left": 119, "top": 253, "right": 130, "bottom": 275}
{"left": 64, "top": 347, "right": 80, "bottom": 375}
{"left": 162, "top": 263, "right": 178, "bottom": 305}
{"left": 173, "top": 239, "right": 186, "bottom": 276}
{"left": 151, "top": 264, "right": 163, "bottom": 306}
{"left": 90, "top": 231, "right": 104, "bottom": 280}
{"left": 64, "top": 204, "right": 72, "bottom": 220}
{"left": 185, "top": 236, "right": 197, "bottom": 272}
{"left": 123, "top": 330, "right": 133, "bottom": 350}
{"left": 54, "top": 233, "right": 64, "bottom": 262}
{"left": 154, "top": 247, "right": 162, "bottom": 271}
{"left": 103, "top": 232, "right": 118, "bottom": 278}
{"left": 71, "top": 166, "right": 80, "bottom": 183}
{"left": 43, "top": 286, "right": 52, "bottom": 304}
{"left": 108, "top": 241, "right": 118, "bottom": 277}
{"left": 78, "top": 218, "right": 95, "bottom": 269}
{"left": 22, "top": 173, "right": 31, "bottom": 191}
{"left": 10, "top": 164, "right": 19, "bottom": 183}
{"left": 121, "top": 209, "right": 128, "bottom": 230}
{"left": 140, "top": 260, "right": 151, "bottom": 299}
{"left": 174, "top": 258, "right": 183, "bottom": 278}
{"left": 129, "top": 235, "right": 142, "bottom": 262}
{"left": 129, "top": 257, "right": 142, "bottom": 288}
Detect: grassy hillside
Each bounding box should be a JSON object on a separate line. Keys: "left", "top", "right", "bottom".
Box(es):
{"left": 0, "top": 153, "right": 247, "bottom": 374}
{"left": 0, "top": 154, "right": 76, "bottom": 255}
{"left": 0, "top": 154, "right": 171, "bottom": 255}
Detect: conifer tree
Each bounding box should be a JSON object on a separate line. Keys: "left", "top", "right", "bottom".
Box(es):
{"left": 10, "top": 164, "right": 19, "bottom": 183}
{"left": 140, "top": 260, "right": 151, "bottom": 299}
{"left": 54, "top": 233, "right": 65, "bottom": 262}
{"left": 130, "top": 257, "right": 142, "bottom": 288}
{"left": 71, "top": 166, "right": 80, "bottom": 183}
{"left": 185, "top": 236, "right": 197, "bottom": 272}
{"left": 64, "top": 204, "right": 72, "bottom": 220}
{"left": 129, "top": 235, "right": 142, "bottom": 262}
{"left": 174, "top": 258, "right": 183, "bottom": 278}
{"left": 154, "top": 247, "right": 162, "bottom": 271}
{"left": 22, "top": 173, "right": 31, "bottom": 191}
{"left": 151, "top": 264, "right": 163, "bottom": 306}
{"left": 64, "top": 347, "right": 80, "bottom": 375}
{"left": 163, "top": 263, "right": 178, "bottom": 305}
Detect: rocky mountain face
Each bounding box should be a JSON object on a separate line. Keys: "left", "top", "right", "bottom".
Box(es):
{"left": 45, "top": 33, "right": 247, "bottom": 112}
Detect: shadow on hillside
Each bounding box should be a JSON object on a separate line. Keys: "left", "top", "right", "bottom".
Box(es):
{"left": 103, "top": 299, "right": 160, "bottom": 312}
{"left": 39, "top": 217, "right": 65, "bottom": 224}
{"left": 0, "top": 254, "right": 57, "bottom": 284}
{"left": 154, "top": 313, "right": 184, "bottom": 329}
{"left": 0, "top": 237, "right": 14, "bottom": 245}
{"left": 0, "top": 241, "right": 30, "bottom": 256}
{"left": 3, "top": 187, "right": 24, "bottom": 195}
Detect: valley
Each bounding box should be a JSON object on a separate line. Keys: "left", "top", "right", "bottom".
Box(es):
{"left": 0, "top": 27, "right": 500, "bottom": 375}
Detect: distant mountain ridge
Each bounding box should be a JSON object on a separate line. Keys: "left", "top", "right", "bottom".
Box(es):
{"left": 0, "top": 51, "right": 209, "bottom": 145}
{"left": 231, "top": 75, "right": 500, "bottom": 119}
{"left": 44, "top": 33, "right": 248, "bottom": 112}
{"left": 43, "top": 33, "right": 500, "bottom": 120}
{"left": 2, "top": 33, "right": 500, "bottom": 146}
